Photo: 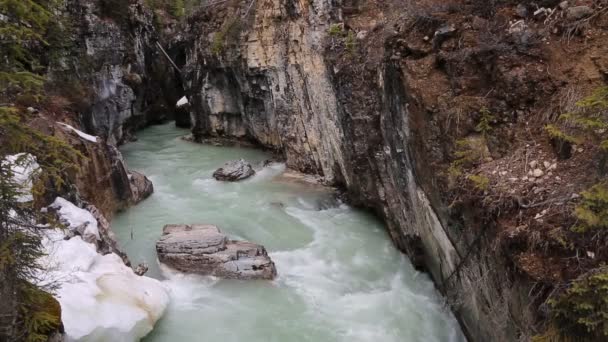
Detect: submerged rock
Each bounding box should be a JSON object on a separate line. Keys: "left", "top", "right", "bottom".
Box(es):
{"left": 212, "top": 159, "right": 255, "bottom": 181}
{"left": 156, "top": 224, "right": 277, "bottom": 280}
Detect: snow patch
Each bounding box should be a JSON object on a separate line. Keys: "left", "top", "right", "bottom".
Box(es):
{"left": 2, "top": 153, "right": 40, "bottom": 202}
{"left": 58, "top": 122, "right": 98, "bottom": 143}
{"left": 50, "top": 197, "right": 100, "bottom": 242}
{"left": 40, "top": 202, "right": 169, "bottom": 341}
{"left": 176, "top": 96, "right": 189, "bottom": 108}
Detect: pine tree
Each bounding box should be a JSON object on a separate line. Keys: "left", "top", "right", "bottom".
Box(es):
{"left": 0, "top": 0, "right": 61, "bottom": 98}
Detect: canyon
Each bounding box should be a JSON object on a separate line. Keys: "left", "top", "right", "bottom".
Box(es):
{"left": 2, "top": 0, "right": 608, "bottom": 341}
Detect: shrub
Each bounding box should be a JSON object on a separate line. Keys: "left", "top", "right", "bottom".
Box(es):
{"left": 572, "top": 182, "right": 608, "bottom": 233}
{"left": 468, "top": 174, "right": 490, "bottom": 191}
{"left": 547, "top": 87, "right": 608, "bottom": 152}
{"left": 328, "top": 23, "right": 344, "bottom": 36}
{"left": 548, "top": 268, "right": 608, "bottom": 339}
{"left": 475, "top": 107, "right": 495, "bottom": 137}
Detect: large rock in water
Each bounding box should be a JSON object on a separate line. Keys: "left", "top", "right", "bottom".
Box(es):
{"left": 156, "top": 224, "right": 277, "bottom": 280}
{"left": 212, "top": 159, "right": 255, "bottom": 181}
{"left": 129, "top": 171, "right": 154, "bottom": 203}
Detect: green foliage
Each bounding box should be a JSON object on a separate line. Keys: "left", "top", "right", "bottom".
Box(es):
{"left": 170, "top": 0, "right": 185, "bottom": 18}
{"left": 549, "top": 268, "right": 608, "bottom": 339}
{"left": 145, "top": 0, "right": 200, "bottom": 20}
{"left": 475, "top": 107, "right": 495, "bottom": 137}
{"left": 0, "top": 0, "right": 58, "bottom": 70}
{"left": 450, "top": 137, "right": 489, "bottom": 172}
{"left": 211, "top": 19, "right": 242, "bottom": 55}
{"left": 1, "top": 0, "right": 69, "bottom": 103}
{"left": 0, "top": 109, "right": 83, "bottom": 189}
{"left": 212, "top": 31, "right": 226, "bottom": 55}
{"left": 572, "top": 182, "right": 608, "bottom": 233}
{"left": 547, "top": 87, "right": 608, "bottom": 151}
{"left": 328, "top": 23, "right": 358, "bottom": 55}
{"left": 345, "top": 31, "right": 357, "bottom": 54}
{"left": 328, "top": 24, "right": 344, "bottom": 36}
{"left": 19, "top": 284, "right": 62, "bottom": 342}
{"left": 545, "top": 124, "right": 582, "bottom": 145}
{"left": 468, "top": 174, "right": 490, "bottom": 191}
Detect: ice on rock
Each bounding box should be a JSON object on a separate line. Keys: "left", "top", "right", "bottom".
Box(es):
{"left": 2, "top": 153, "right": 40, "bottom": 202}
{"left": 40, "top": 202, "right": 169, "bottom": 342}
{"left": 57, "top": 122, "right": 98, "bottom": 143}
{"left": 50, "top": 197, "right": 100, "bottom": 243}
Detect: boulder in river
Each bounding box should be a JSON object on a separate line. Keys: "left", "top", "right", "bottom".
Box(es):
{"left": 129, "top": 171, "right": 154, "bottom": 203}
{"left": 212, "top": 159, "right": 255, "bottom": 181}
{"left": 156, "top": 224, "right": 277, "bottom": 280}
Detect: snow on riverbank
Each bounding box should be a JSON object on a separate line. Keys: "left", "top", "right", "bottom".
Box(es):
{"left": 49, "top": 197, "right": 100, "bottom": 244}
{"left": 41, "top": 202, "right": 169, "bottom": 342}
{"left": 6, "top": 154, "right": 169, "bottom": 341}
{"left": 57, "top": 122, "right": 98, "bottom": 143}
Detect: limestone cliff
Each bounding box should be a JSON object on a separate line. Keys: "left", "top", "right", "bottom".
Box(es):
{"left": 173, "top": 0, "right": 608, "bottom": 341}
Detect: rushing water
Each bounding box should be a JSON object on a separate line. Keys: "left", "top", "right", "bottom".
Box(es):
{"left": 112, "top": 123, "right": 465, "bottom": 342}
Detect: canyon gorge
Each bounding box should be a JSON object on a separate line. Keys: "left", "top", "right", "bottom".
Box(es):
{"left": 1, "top": 0, "right": 608, "bottom": 341}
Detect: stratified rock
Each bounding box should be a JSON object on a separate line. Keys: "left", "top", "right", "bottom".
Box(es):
{"left": 156, "top": 224, "right": 277, "bottom": 280}
{"left": 212, "top": 159, "right": 255, "bottom": 181}
{"left": 129, "top": 171, "right": 154, "bottom": 203}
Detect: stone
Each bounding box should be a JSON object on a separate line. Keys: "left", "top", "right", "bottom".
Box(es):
{"left": 356, "top": 30, "right": 368, "bottom": 40}
{"left": 543, "top": 161, "right": 551, "bottom": 169}
{"left": 433, "top": 25, "right": 457, "bottom": 49}
{"left": 566, "top": 6, "right": 593, "bottom": 21}
{"left": 559, "top": 1, "right": 569, "bottom": 10}
{"left": 213, "top": 159, "right": 256, "bottom": 181}
{"left": 156, "top": 224, "right": 277, "bottom": 280}
{"left": 129, "top": 171, "right": 154, "bottom": 203}
{"left": 515, "top": 4, "right": 528, "bottom": 18}
{"left": 134, "top": 263, "right": 149, "bottom": 276}
{"left": 529, "top": 160, "right": 538, "bottom": 169}
{"left": 532, "top": 169, "right": 544, "bottom": 178}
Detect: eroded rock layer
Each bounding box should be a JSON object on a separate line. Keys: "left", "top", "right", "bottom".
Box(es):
{"left": 156, "top": 224, "right": 277, "bottom": 280}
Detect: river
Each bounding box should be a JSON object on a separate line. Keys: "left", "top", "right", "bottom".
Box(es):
{"left": 112, "top": 123, "right": 465, "bottom": 342}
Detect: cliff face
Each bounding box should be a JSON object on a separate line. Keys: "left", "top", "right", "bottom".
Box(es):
{"left": 52, "top": 0, "right": 179, "bottom": 145}
{"left": 175, "top": 0, "right": 608, "bottom": 340}
{"left": 36, "top": 0, "right": 173, "bottom": 216}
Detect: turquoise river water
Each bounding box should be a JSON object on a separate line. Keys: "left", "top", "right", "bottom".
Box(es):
{"left": 112, "top": 123, "right": 465, "bottom": 342}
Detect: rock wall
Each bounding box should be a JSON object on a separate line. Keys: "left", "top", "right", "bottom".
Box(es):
{"left": 52, "top": 0, "right": 180, "bottom": 145}
{"left": 172, "top": 0, "right": 600, "bottom": 340}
